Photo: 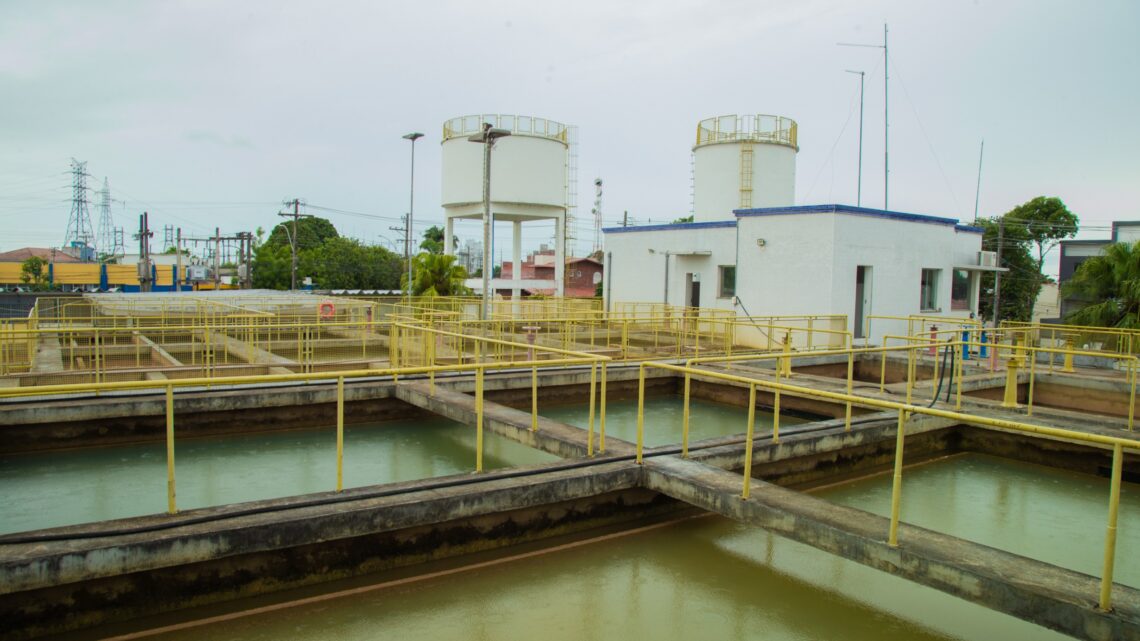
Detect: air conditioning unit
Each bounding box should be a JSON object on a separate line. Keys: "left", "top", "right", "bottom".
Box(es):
{"left": 978, "top": 251, "right": 997, "bottom": 267}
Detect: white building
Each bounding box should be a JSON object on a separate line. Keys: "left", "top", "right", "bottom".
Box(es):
{"left": 603, "top": 204, "right": 991, "bottom": 341}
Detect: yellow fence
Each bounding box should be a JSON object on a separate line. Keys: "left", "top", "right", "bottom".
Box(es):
{"left": 631, "top": 352, "right": 1140, "bottom": 611}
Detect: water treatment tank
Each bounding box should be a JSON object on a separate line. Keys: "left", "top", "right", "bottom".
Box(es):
{"left": 692, "top": 114, "right": 798, "bottom": 222}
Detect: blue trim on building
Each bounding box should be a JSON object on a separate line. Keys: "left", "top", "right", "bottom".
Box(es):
{"left": 955, "top": 224, "right": 984, "bottom": 234}
{"left": 603, "top": 220, "right": 737, "bottom": 234}
{"left": 734, "top": 204, "right": 962, "bottom": 228}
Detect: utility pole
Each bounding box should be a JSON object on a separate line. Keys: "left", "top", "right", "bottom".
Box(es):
{"left": 623, "top": 210, "right": 628, "bottom": 228}
{"left": 992, "top": 219, "right": 1004, "bottom": 325}
{"left": 136, "top": 212, "right": 153, "bottom": 292}
{"left": 213, "top": 227, "right": 221, "bottom": 289}
{"left": 175, "top": 228, "right": 183, "bottom": 292}
{"left": 278, "top": 199, "right": 309, "bottom": 291}
{"left": 846, "top": 69, "right": 865, "bottom": 207}
{"left": 389, "top": 214, "right": 409, "bottom": 292}
{"left": 403, "top": 132, "right": 424, "bottom": 304}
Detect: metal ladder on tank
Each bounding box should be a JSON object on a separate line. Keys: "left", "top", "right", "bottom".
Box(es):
{"left": 739, "top": 142, "right": 754, "bottom": 208}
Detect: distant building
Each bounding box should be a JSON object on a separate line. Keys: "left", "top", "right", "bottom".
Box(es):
{"left": 499, "top": 249, "right": 602, "bottom": 298}
{"left": 1056, "top": 221, "right": 1140, "bottom": 320}
{"left": 0, "top": 247, "right": 82, "bottom": 264}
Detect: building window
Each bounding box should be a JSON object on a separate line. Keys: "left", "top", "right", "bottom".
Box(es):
{"left": 718, "top": 265, "right": 736, "bottom": 298}
{"left": 951, "top": 269, "right": 971, "bottom": 311}
{"left": 920, "top": 268, "right": 940, "bottom": 311}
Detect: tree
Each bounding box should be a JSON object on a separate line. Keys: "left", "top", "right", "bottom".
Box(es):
{"left": 19, "top": 257, "right": 49, "bottom": 290}
{"left": 404, "top": 253, "right": 471, "bottom": 296}
{"left": 976, "top": 217, "right": 1037, "bottom": 323}
{"left": 1004, "top": 196, "right": 1078, "bottom": 316}
{"left": 1062, "top": 241, "right": 1140, "bottom": 329}
{"left": 419, "top": 225, "right": 459, "bottom": 254}
{"left": 264, "top": 217, "right": 338, "bottom": 252}
{"left": 672, "top": 215, "right": 694, "bottom": 223}
{"left": 309, "top": 237, "right": 402, "bottom": 289}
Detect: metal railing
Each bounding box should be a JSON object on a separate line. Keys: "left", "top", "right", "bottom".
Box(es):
{"left": 694, "top": 114, "right": 798, "bottom": 149}
{"left": 0, "top": 328, "right": 611, "bottom": 518}
{"left": 630, "top": 353, "right": 1140, "bottom": 611}
{"left": 442, "top": 114, "right": 569, "bottom": 143}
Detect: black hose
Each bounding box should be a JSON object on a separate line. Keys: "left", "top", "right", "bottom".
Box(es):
{"left": 925, "top": 344, "right": 952, "bottom": 409}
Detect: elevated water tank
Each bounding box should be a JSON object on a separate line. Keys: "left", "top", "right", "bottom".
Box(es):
{"left": 440, "top": 114, "right": 574, "bottom": 297}
{"left": 441, "top": 114, "right": 569, "bottom": 219}
{"left": 692, "top": 114, "right": 798, "bottom": 222}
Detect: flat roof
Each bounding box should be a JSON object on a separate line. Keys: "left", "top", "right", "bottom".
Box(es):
{"left": 735, "top": 204, "right": 966, "bottom": 229}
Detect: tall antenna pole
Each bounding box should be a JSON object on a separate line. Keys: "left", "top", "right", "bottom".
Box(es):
{"left": 883, "top": 23, "right": 889, "bottom": 211}
{"left": 846, "top": 70, "right": 865, "bottom": 207}
{"left": 973, "top": 139, "right": 985, "bottom": 223}
{"left": 402, "top": 132, "right": 424, "bottom": 303}
{"left": 839, "top": 23, "right": 889, "bottom": 210}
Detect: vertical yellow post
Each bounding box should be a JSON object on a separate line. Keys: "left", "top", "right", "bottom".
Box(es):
{"left": 880, "top": 350, "right": 887, "bottom": 393}
{"left": 428, "top": 332, "right": 436, "bottom": 395}
{"left": 336, "top": 376, "right": 345, "bottom": 491}
{"left": 773, "top": 361, "right": 781, "bottom": 444}
{"left": 587, "top": 362, "right": 597, "bottom": 456}
{"left": 1026, "top": 349, "right": 1037, "bottom": 416}
{"left": 1002, "top": 358, "right": 1021, "bottom": 408}
{"left": 1128, "top": 359, "right": 1136, "bottom": 432}
{"left": 636, "top": 365, "right": 646, "bottom": 464}
{"left": 682, "top": 372, "right": 692, "bottom": 458}
{"left": 599, "top": 362, "right": 607, "bottom": 453}
{"left": 1099, "top": 443, "right": 1124, "bottom": 611}
{"left": 888, "top": 408, "right": 906, "bottom": 547}
{"left": 955, "top": 340, "right": 964, "bottom": 410}
{"left": 906, "top": 345, "right": 915, "bottom": 405}
{"left": 531, "top": 366, "right": 538, "bottom": 432}
{"left": 845, "top": 351, "right": 854, "bottom": 431}
{"left": 781, "top": 330, "right": 793, "bottom": 377}
{"left": 475, "top": 367, "right": 484, "bottom": 473}
{"left": 165, "top": 384, "right": 177, "bottom": 514}
{"left": 741, "top": 384, "right": 757, "bottom": 500}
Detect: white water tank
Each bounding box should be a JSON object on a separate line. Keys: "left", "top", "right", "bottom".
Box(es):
{"left": 692, "top": 114, "right": 798, "bottom": 222}
{"left": 441, "top": 114, "right": 569, "bottom": 219}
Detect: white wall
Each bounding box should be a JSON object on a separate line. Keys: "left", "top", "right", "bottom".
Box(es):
{"left": 603, "top": 223, "right": 736, "bottom": 312}
{"left": 604, "top": 208, "right": 984, "bottom": 345}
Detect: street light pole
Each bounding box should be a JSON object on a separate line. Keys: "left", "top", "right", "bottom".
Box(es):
{"left": 468, "top": 123, "right": 512, "bottom": 320}
{"left": 402, "top": 132, "right": 424, "bottom": 303}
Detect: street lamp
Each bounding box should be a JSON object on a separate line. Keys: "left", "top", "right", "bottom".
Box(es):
{"left": 402, "top": 132, "right": 424, "bottom": 303}
{"left": 467, "top": 123, "right": 511, "bottom": 320}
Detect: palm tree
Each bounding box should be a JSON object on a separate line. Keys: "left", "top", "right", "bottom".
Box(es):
{"left": 404, "top": 253, "right": 471, "bottom": 297}
{"left": 1063, "top": 241, "right": 1140, "bottom": 328}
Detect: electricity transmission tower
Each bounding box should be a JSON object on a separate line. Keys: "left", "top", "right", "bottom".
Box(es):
{"left": 95, "top": 178, "right": 118, "bottom": 260}
{"left": 63, "top": 159, "right": 95, "bottom": 259}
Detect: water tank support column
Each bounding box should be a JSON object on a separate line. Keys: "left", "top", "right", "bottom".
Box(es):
{"left": 512, "top": 220, "right": 522, "bottom": 301}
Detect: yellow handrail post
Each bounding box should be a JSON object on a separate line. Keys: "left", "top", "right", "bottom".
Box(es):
{"left": 880, "top": 349, "right": 887, "bottom": 393}
{"left": 1027, "top": 348, "right": 1037, "bottom": 416}
{"left": 1002, "top": 357, "right": 1021, "bottom": 408}
{"left": 336, "top": 376, "right": 345, "bottom": 492}
{"left": 845, "top": 350, "right": 854, "bottom": 431}
{"left": 1129, "top": 359, "right": 1136, "bottom": 432}
{"left": 1099, "top": 443, "right": 1124, "bottom": 611}
{"left": 1063, "top": 334, "right": 1076, "bottom": 373}
{"left": 165, "top": 384, "right": 177, "bottom": 514}
{"left": 906, "top": 343, "right": 915, "bottom": 405}
{"left": 587, "top": 362, "right": 597, "bottom": 456}
{"left": 682, "top": 372, "right": 692, "bottom": 458}
{"left": 888, "top": 408, "right": 906, "bottom": 547}
{"left": 773, "top": 359, "right": 782, "bottom": 444}
{"left": 781, "top": 330, "right": 792, "bottom": 377}
{"left": 955, "top": 339, "right": 964, "bottom": 410}
{"left": 636, "top": 365, "right": 646, "bottom": 464}
{"left": 741, "top": 383, "right": 757, "bottom": 500}
{"left": 530, "top": 365, "right": 538, "bottom": 432}
{"left": 475, "top": 366, "right": 484, "bottom": 473}
{"left": 599, "top": 362, "right": 607, "bottom": 453}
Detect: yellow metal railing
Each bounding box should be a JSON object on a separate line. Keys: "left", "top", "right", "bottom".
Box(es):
{"left": 1, "top": 330, "right": 610, "bottom": 516}
{"left": 442, "top": 114, "right": 569, "bottom": 143}
{"left": 695, "top": 114, "right": 798, "bottom": 150}
{"left": 631, "top": 355, "right": 1140, "bottom": 611}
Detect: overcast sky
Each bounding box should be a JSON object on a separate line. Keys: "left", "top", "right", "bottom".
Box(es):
{"left": 2, "top": 0, "right": 1137, "bottom": 276}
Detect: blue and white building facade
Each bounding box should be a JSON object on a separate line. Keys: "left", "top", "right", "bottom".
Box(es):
{"left": 602, "top": 204, "right": 991, "bottom": 343}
